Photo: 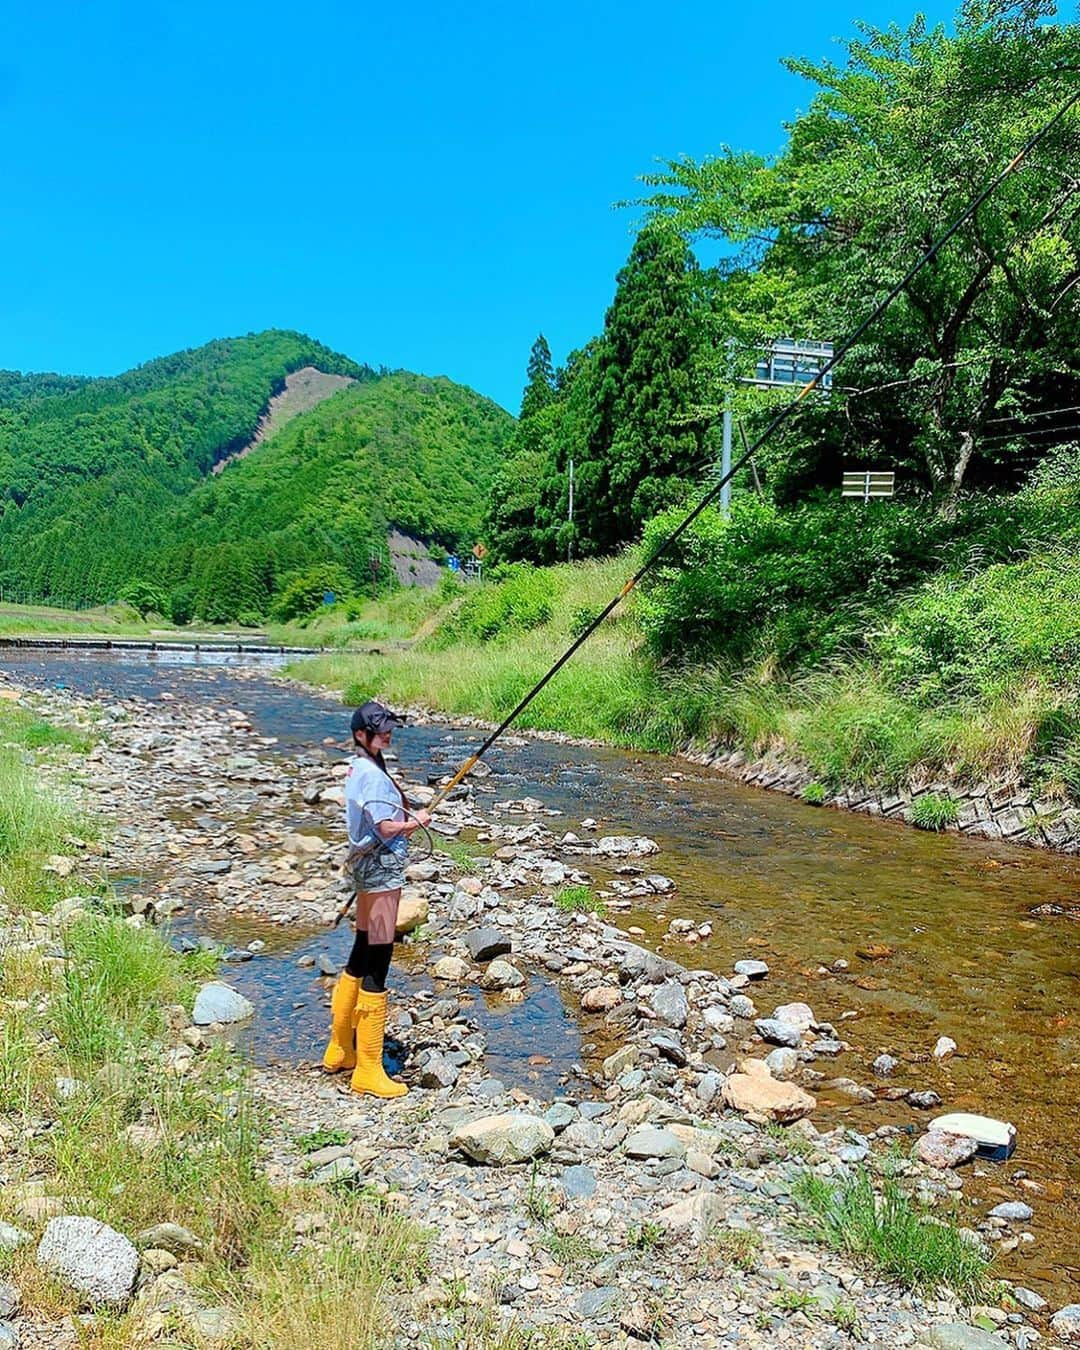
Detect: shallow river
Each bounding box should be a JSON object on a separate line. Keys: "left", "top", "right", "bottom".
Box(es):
{"left": 5, "top": 648, "right": 1078, "bottom": 1302}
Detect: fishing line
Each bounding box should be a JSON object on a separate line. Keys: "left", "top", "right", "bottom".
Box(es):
{"left": 358, "top": 86, "right": 1057, "bottom": 818}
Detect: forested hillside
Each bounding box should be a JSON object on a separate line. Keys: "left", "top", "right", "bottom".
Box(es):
{"left": 0, "top": 334, "right": 511, "bottom": 621}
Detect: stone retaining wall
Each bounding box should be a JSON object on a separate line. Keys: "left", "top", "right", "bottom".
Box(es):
{"left": 683, "top": 744, "right": 1080, "bottom": 855}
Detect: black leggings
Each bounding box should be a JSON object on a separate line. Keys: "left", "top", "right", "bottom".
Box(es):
{"left": 344, "top": 930, "right": 393, "bottom": 993}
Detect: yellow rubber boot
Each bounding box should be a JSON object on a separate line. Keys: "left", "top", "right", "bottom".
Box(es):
{"left": 322, "top": 973, "right": 360, "bottom": 1072}
{"left": 350, "top": 989, "right": 408, "bottom": 1098}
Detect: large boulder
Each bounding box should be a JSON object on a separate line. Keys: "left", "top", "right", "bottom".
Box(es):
{"left": 37, "top": 1216, "right": 140, "bottom": 1309}
{"left": 721, "top": 1059, "right": 816, "bottom": 1125}
{"left": 192, "top": 983, "right": 254, "bottom": 1026}
{"left": 450, "top": 1114, "right": 554, "bottom": 1166}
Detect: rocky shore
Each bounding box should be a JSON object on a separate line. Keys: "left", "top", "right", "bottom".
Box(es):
{"left": 1, "top": 668, "right": 1076, "bottom": 1349}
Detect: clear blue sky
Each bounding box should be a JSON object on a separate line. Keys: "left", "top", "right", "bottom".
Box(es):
{"left": 2, "top": 0, "right": 953, "bottom": 412}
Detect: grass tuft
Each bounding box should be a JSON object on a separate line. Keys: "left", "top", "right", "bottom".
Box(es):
{"left": 909, "top": 793, "right": 960, "bottom": 832}
{"left": 793, "top": 1168, "right": 991, "bottom": 1299}
{"left": 554, "top": 885, "right": 605, "bottom": 915}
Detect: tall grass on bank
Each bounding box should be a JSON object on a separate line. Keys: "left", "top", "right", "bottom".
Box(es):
{"left": 289, "top": 542, "right": 1079, "bottom": 802}
{"left": 0, "top": 744, "right": 72, "bottom": 860}
{"left": 793, "top": 1169, "right": 991, "bottom": 1300}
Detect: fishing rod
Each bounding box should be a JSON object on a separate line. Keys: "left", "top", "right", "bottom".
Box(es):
{"left": 416, "top": 85, "right": 1077, "bottom": 811}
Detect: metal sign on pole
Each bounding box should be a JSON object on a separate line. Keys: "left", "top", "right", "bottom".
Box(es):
{"left": 841, "top": 470, "right": 895, "bottom": 503}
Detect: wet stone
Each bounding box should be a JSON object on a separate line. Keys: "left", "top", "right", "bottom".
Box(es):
{"left": 734, "top": 959, "right": 769, "bottom": 979}
{"left": 873, "top": 1053, "right": 900, "bottom": 1076}
{"left": 916, "top": 1131, "right": 978, "bottom": 1170}
{"left": 729, "top": 994, "right": 757, "bottom": 1019}
{"left": 907, "top": 1089, "right": 943, "bottom": 1110}
{"left": 463, "top": 928, "right": 511, "bottom": 962}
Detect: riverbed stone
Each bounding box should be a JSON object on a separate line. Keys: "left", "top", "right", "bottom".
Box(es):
{"left": 450, "top": 1114, "right": 553, "bottom": 1165}
{"left": 432, "top": 955, "right": 470, "bottom": 981}
{"left": 485, "top": 958, "right": 526, "bottom": 991}
{"left": 873, "top": 1053, "right": 900, "bottom": 1076}
{"left": 915, "top": 1131, "right": 978, "bottom": 1169}
{"left": 135, "top": 1223, "right": 202, "bottom": 1255}
{"left": 755, "top": 1018, "right": 802, "bottom": 1048}
{"left": 729, "top": 994, "right": 757, "bottom": 1019}
{"left": 0, "top": 1285, "right": 17, "bottom": 1321}
{"left": 623, "top": 1126, "right": 685, "bottom": 1161}
{"left": 37, "top": 1216, "right": 140, "bottom": 1309}
{"left": 721, "top": 1059, "right": 816, "bottom": 1124}
{"left": 602, "top": 1044, "right": 639, "bottom": 1079}
{"left": 463, "top": 928, "right": 511, "bottom": 962}
{"left": 1010, "top": 1286, "right": 1046, "bottom": 1312}
{"left": 1050, "top": 1306, "right": 1080, "bottom": 1343}
{"left": 650, "top": 979, "right": 688, "bottom": 1028}
{"left": 734, "top": 959, "right": 769, "bottom": 979}
{"left": 0, "top": 1322, "right": 18, "bottom": 1350}
{"left": 764, "top": 1047, "right": 800, "bottom": 1080}
{"left": 0, "top": 1223, "right": 30, "bottom": 1253}
{"left": 988, "top": 1201, "right": 1033, "bottom": 1223}
{"left": 395, "top": 889, "right": 429, "bottom": 935}
{"left": 559, "top": 1164, "right": 597, "bottom": 1200}
{"left": 581, "top": 984, "right": 621, "bottom": 1013}
{"left": 924, "top": 1326, "right": 1010, "bottom": 1349}
{"left": 773, "top": 1001, "right": 815, "bottom": 1030}
{"left": 192, "top": 982, "right": 254, "bottom": 1026}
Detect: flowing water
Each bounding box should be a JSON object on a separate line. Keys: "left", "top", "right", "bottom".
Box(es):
{"left": 4, "top": 648, "right": 1078, "bottom": 1302}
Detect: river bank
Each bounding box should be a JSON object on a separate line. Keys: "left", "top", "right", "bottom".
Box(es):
{"left": 0, "top": 657, "right": 1077, "bottom": 1347}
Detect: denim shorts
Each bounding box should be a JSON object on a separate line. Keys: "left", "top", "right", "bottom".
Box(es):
{"left": 350, "top": 842, "right": 407, "bottom": 894}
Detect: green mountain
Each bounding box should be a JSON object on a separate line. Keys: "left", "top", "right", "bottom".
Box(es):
{"left": 0, "top": 331, "right": 513, "bottom": 620}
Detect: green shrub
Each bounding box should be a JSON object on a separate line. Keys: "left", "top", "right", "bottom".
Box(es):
{"left": 272, "top": 564, "right": 355, "bottom": 623}
{"left": 167, "top": 586, "right": 195, "bottom": 625}
{"left": 877, "top": 554, "right": 1080, "bottom": 701}
{"left": 802, "top": 781, "right": 827, "bottom": 805}
{"left": 436, "top": 564, "right": 556, "bottom": 644}
{"left": 909, "top": 793, "right": 959, "bottom": 831}
{"left": 119, "top": 579, "right": 168, "bottom": 618}
{"left": 636, "top": 493, "right": 1064, "bottom": 667}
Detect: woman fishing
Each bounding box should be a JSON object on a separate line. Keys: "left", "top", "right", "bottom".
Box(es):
{"left": 323, "top": 700, "right": 430, "bottom": 1097}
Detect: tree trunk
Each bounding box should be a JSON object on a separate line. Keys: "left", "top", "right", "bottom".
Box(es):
{"left": 939, "top": 430, "right": 975, "bottom": 521}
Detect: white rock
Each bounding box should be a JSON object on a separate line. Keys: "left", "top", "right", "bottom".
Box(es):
{"left": 192, "top": 983, "right": 255, "bottom": 1026}
{"left": 773, "top": 1002, "right": 815, "bottom": 1031}
{"left": 37, "top": 1216, "right": 140, "bottom": 1309}
{"left": 933, "top": 1036, "right": 957, "bottom": 1060}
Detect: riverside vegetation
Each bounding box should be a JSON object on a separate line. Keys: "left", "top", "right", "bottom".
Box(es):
{"left": 11, "top": 673, "right": 1074, "bottom": 1349}
{"left": 291, "top": 442, "right": 1080, "bottom": 819}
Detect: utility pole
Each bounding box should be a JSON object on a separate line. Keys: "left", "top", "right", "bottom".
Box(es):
{"left": 720, "top": 338, "right": 736, "bottom": 515}
{"left": 567, "top": 457, "right": 575, "bottom": 563}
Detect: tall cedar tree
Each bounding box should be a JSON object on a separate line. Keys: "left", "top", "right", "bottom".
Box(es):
{"left": 550, "top": 225, "right": 708, "bottom": 555}
{"left": 485, "top": 335, "right": 561, "bottom": 559}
